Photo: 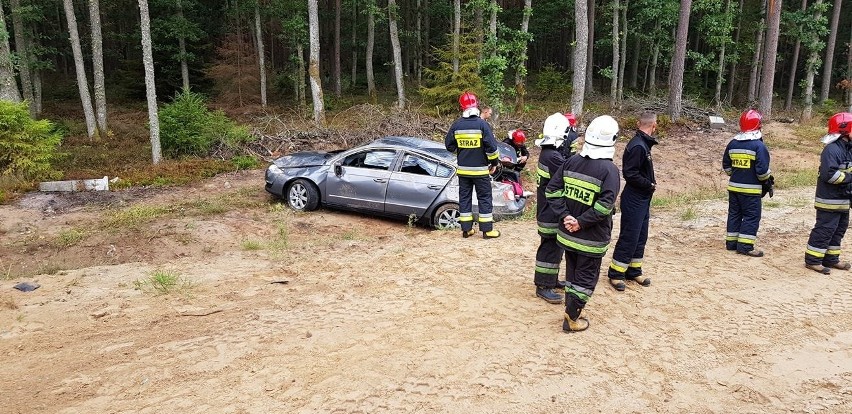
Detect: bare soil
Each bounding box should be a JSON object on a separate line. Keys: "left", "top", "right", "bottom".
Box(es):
{"left": 1, "top": 124, "right": 850, "bottom": 414}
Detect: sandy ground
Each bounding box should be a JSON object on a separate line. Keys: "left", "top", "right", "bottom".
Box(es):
{"left": 1, "top": 125, "right": 850, "bottom": 413}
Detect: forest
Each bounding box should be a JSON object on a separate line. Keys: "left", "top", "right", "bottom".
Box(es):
{"left": 1, "top": 0, "right": 851, "bottom": 197}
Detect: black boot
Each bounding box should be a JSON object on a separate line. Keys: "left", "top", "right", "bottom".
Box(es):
{"left": 535, "top": 286, "right": 563, "bottom": 304}
{"left": 562, "top": 293, "right": 589, "bottom": 332}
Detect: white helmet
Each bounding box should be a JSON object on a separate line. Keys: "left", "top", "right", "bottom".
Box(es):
{"left": 535, "top": 112, "right": 570, "bottom": 147}
{"left": 580, "top": 115, "right": 619, "bottom": 159}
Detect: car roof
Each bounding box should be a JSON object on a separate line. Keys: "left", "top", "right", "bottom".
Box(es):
{"left": 371, "top": 136, "right": 455, "bottom": 163}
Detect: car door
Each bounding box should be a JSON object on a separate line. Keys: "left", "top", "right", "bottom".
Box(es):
{"left": 325, "top": 148, "right": 398, "bottom": 212}
{"left": 384, "top": 152, "right": 454, "bottom": 217}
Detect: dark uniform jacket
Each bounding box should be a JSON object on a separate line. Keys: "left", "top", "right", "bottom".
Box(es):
{"left": 722, "top": 137, "right": 771, "bottom": 196}
{"left": 545, "top": 154, "right": 621, "bottom": 257}
{"left": 445, "top": 116, "right": 500, "bottom": 177}
{"left": 814, "top": 137, "right": 852, "bottom": 211}
{"left": 622, "top": 130, "right": 657, "bottom": 195}
{"left": 502, "top": 138, "right": 530, "bottom": 170}
{"left": 536, "top": 146, "right": 566, "bottom": 237}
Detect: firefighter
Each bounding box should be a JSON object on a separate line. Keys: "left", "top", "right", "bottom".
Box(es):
{"left": 533, "top": 113, "right": 574, "bottom": 304}
{"left": 722, "top": 109, "right": 772, "bottom": 257}
{"left": 804, "top": 112, "right": 852, "bottom": 274}
{"left": 445, "top": 91, "right": 502, "bottom": 239}
{"left": 504, "top": 129, "right": 530, "bottom": 171}
{"left": 607, "top": 111, "right": 658, "bottom": 291}
{"left": 546, "top": 115, "right": 621, "bottom": 332}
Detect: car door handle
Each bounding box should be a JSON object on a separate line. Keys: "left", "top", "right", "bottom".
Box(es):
{"left": 374, "top": 178, "right": 387, "bottom": 183}
{"left": 427, "top": 185, "right": 443, "bottom": 190}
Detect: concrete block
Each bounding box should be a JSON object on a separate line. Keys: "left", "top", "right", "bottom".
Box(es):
{"left": 40, "top": 176, "right": 109, "bottom": 192}
{"left": 709, "top": 116, "right": 726, "bottom": 129}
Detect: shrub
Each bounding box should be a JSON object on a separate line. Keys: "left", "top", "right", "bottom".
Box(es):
{"left": 533, "top": 64, "right": 571, "bottom": 98}
{"left": 159, "top": 90, "right": 252, "bottom": 157}
{"left": 0, "top": 101, "right": 63, "bottom": 181}
{"left": 231, "top": 155, "right": 259, "bottom": 170}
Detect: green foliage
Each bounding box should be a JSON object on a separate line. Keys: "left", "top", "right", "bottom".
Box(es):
{"left": 160, "top": 90, "right": 252, "bottom": 157}
{"left": 420, "top": 33, "right": 485, "bottom": 116}
{"left": 534, "top": 64, "right": 571, "bottom": 98}
{"left": 0, "top": 101, "right": 63, "bottom": 181}
{"left": 231, "top": 155, "right": 260, "bottom": 170}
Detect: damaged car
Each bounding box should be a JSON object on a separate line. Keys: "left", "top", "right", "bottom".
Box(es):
{"left": 264, "top": 136, "right": 526, "bottom": 229}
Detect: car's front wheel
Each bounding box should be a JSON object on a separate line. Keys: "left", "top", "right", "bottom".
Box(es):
{"left": 432, "top": 203, "right": 461, "bottom": 229}
{"left": 286, "top": 179, "right": 320, "bottom": 211}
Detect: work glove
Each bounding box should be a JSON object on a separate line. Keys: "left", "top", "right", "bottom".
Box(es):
{"left": 761, "top": 175, "right": 775, "bottom": 198}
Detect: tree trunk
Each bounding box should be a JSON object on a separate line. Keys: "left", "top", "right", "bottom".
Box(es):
{"left": 847, "top": 19, "right": 851, "bottom": 110}
{"left": 748, "top": 0, "right": 766, "bottom": 104}
{"left": 32, "top": 65, "right": 41, "bottom": 115}
{"left": 802, "top": 0, "right": 824, "bottom": 121}
{"left": 585, "top": 0, "right": 595, "bottom": 94}
{"left": 714, "top": 0, "right": 732, "bottom": 107}
{"left": 514, "top": 0, "right": 531, "bottom": 113}
{"left": 785, "top": 0, "right": 807, "bottom": 111}
{"left": 254, "top": 5, "right": 267, "bottom": 107}
{"left": 89, "top": 0, "right": 107, "bottom": 135}
{"left": 415, "top": 0, "right": 421, "bottom": 85}
{"left": 572, "top": 0, "right": 589, "bottom": 118}
{"left": 334, "top": 0, "right": 341, "bottom": 97}
{"left": 629, "top": 29, "right": 639, "bottom": 89}
{"left": 388, "top": 0, "right": 405, "bottom": 109}
{"left": 308, "top": 0, "right": 325, "bottom": 125}
{"left": 0, "top": 1, "right": 20, "bottom": 103}
{"left": 758, "top": 0, "right": 783, "bottom": 118}
{"left": 9, "top": 0, "right": 32, "bottom": 114}
{"left": 297, "top": 43, "right": 306, "bottom": 106}
{"left": 667, "top": 0, "right": 692, "bottom": 121}
{"left": 423, "top": 0, "right": 430, "bottom": 67}
{"left": 138, "top": 0, "right": 161, "bottom": 164}
{"left": 617, "top": 0, "right": 628, "bottom": 105}
{"left": 610, "top": 0, "right": 619, "bottom": 108}
{"left": 352, "top": 0, "right": 358, "bottom": 87}
{"left": 649, "top": 19, "right": 660, "bottom": 95}
{"left": 452, "top": 0, "right": 460, "bottom": 74}
{"left": 475, "top": 8, "right": 483, "bottom": 62}
{"left": 818, "top": 0, "right": 841, "bottom": 103}
{"left": 177, "top": 0, "right": 190, "bottom": 90}
{"left": 62, "top": 0, "right": 95, "bottom": 138}
{"left": 366, "top": 0, "right": 376, "bottom": 102}
{"left": 726, "top": 0, "right": 744, "bottom": 105}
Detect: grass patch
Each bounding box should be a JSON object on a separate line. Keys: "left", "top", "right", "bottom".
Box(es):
{"left": 133, "top": 270, "right": 192, "bottom": 295}
{"left": 1, "top": 295, "right": 18, "bottom": 310}
{"left": 104, "top": 205, "right": 173, "bottom": 229}
{"left": 651, "top": 187, "right": 727, "bottom": 210}
{"left": 241, "top": 240, "right": 263, "bottom": 250}
{"left": 679, "top": 207, "right": 697, "bottom": 221}
{"left": 55, "top": 229, "right": 86, "bottom": 248}
{"left": 0, "top": 261, "right": 12, "bottom": 280}
{"left": 37, "top": 263, "right": 64, "bottom": 275}
{"left": 774, "top": 168, "right": 818, "bottom": 189}
{"left": 763, "top": 200, "right": 782, "bottom": 209}
{"left": 787, "top": 196, "right": 812, "bottom": 208}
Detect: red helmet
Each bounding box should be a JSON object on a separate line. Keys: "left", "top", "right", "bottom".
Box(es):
{"left": 739, "top": 109, "right": 762, "bottom": 132}
{"left": 511, "top": 129, "right": 526, "bottom": 145}
{"left": 564, "top": 113, "right": 577, "bottom": 128}
{"left": 459, "top": 92, "right": 478, "bottom": 110}
{"left": 827, "top": 112, "right": 852, "bottom": 135}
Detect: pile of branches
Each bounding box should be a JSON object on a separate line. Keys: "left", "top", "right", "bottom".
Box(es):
{"left": 242, "top": 104, "right": 451, "bottom": 161}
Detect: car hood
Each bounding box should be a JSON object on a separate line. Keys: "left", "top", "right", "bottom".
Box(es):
{"left": 273, "top": 151, "right": 336, "bottom": 168}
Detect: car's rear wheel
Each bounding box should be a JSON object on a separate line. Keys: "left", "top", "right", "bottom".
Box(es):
{"left": 286, "top": 179, "right": 320, "bottom": 211}
{"left": 432, "top": 203, "right": 461, "bottom": 229}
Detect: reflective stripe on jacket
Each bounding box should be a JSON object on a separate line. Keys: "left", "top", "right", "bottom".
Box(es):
{"left": 814, "top": 138, "right": 852, "bottom": 211}
{"left": 545, "top": 154, "right": 621, "bottom": 257}
{"left": 722, "top": 138, "right": 771, "bottom": 196}
{"left": 536, "top": 146, "right": 566, "bottom": 236}
{"left": 445, "top": 116, "right": 499, "bottom": 177}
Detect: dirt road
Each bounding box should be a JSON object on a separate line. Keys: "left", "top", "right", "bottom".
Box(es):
{"left": 1, "top": 126, "right": 850, "bottom": 413}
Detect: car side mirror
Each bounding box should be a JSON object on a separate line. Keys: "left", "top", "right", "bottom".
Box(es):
{"left": 334, "top": 162, "right": 343, "bottom": 176}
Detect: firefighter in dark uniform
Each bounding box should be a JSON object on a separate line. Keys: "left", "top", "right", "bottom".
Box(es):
{"left": 533, "top": 113, "right": 576, "bottom": 304}
{"left": 445, "top": 92, "right": 502, "bottom": 239}
{"left": 504, "top": 129, "right": 530, "bottom": 171}
{"left": 805, "top": 112, "right": 852, "bottom": 274}
{"left": 546, "top": 115, "right": 621, "bottom": 332}
{"left": 608, "top": 111, "right": 658, "bottom": 291}
{"left": 722, "top": 109, "right": 772, "bottom": 257}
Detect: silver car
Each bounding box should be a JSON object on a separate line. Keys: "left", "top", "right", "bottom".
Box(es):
{"left": 264, "top": 136, "right": 526, "bottom": 229}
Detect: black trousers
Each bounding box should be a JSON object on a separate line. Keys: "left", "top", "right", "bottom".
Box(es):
{"left": 563, "top": 251, "right": 602, "bottom": 320}
{"left": 458, "top": 175, "right": 494, "bottom": 232}
{"left": 805, "top": 209, "right": 850, "bottom": 266}
{"left": 534, "top": 236, "right": 562, "bottom": 288}
{"left": 726, "top": 192, "right": 762, "bottom": 253}
{"left": 608, "top": 187, "right": 651, "bottom": 280}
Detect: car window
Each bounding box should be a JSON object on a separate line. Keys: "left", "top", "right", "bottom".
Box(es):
{"left": 342, "top": 149, "right": 397, "bottom": 170}
{"left": 400, "top": 153, "right": 453, "bottom": 178}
